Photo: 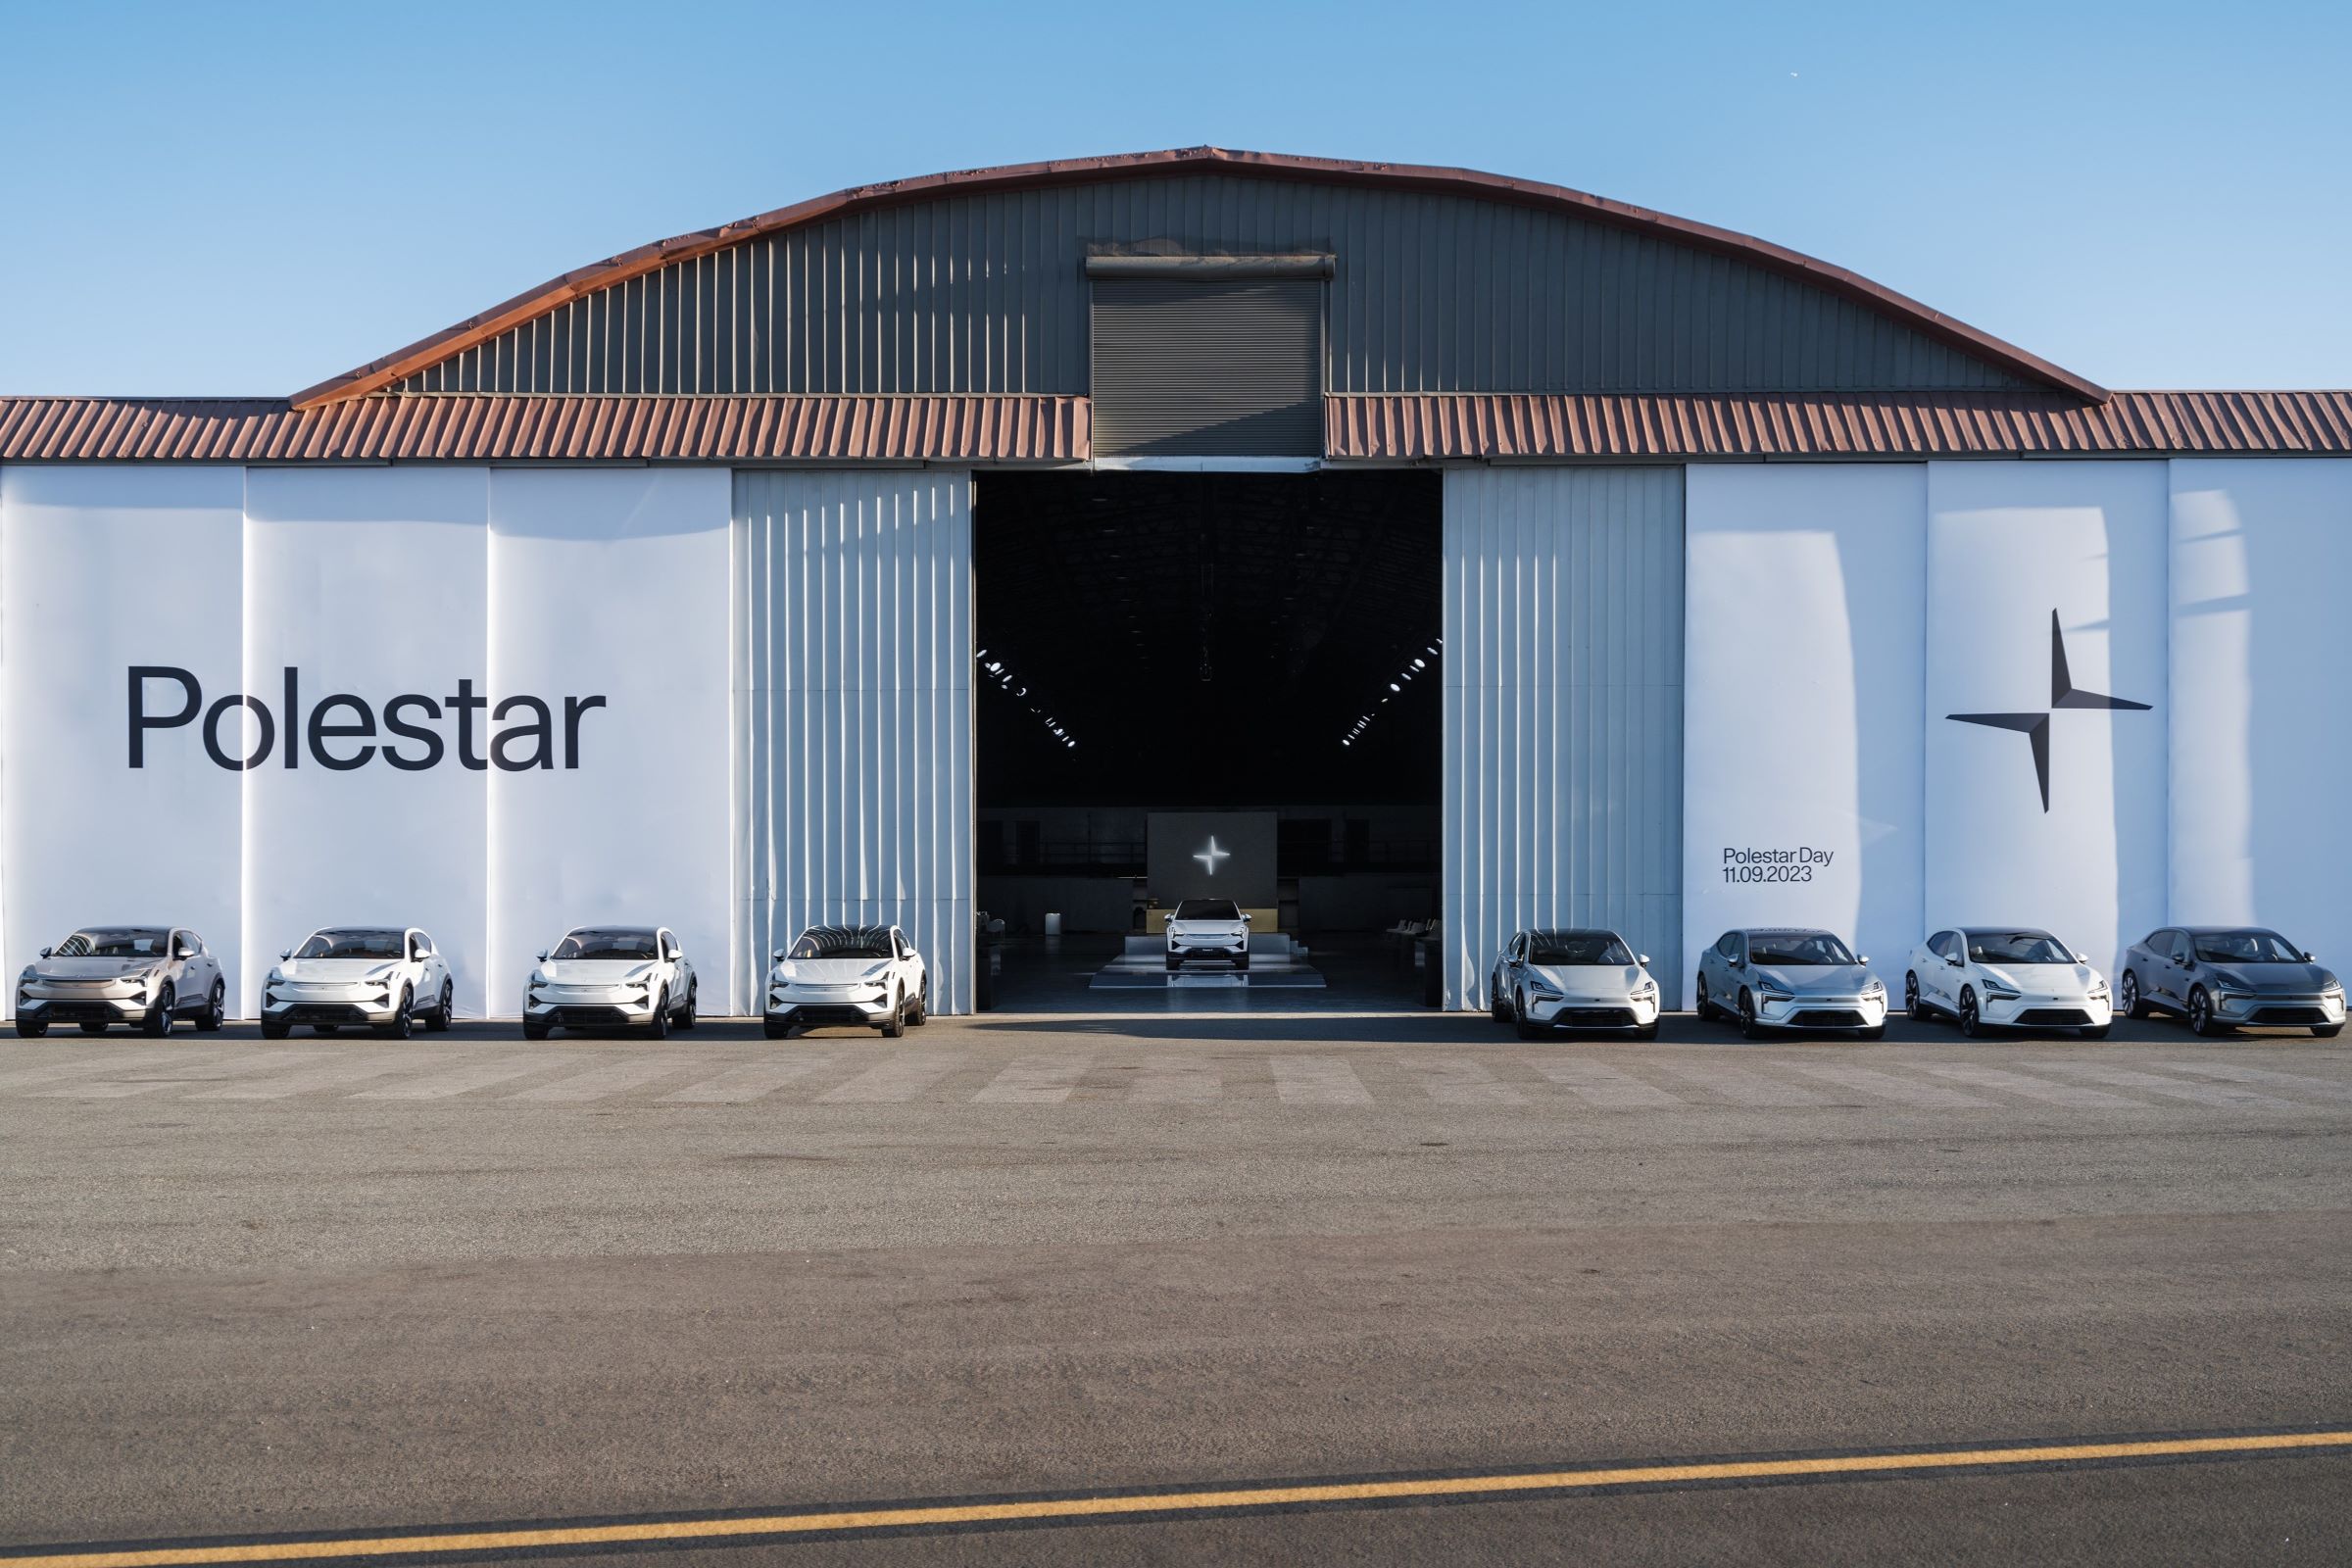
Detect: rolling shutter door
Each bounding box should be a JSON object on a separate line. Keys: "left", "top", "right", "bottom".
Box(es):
{"left": 1090, "top": 276, "right": 1324, "bottom": 457}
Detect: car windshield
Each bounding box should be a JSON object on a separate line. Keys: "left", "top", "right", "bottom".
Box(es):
{"left": 296, "top": 929, "right": 404, "bottom": 959}
{"left": 1530, "top": 931, "right": 1634, "bottom": 966}
{"left": 791, "top": 928, "right": 894, "bottom": 960}
{"left": 1175, "top": 900, "right": 1241, "bottom": 920}
{"left": 57, "top": 928, "right": 170, "bottom": 957}
{"left": 2193, "top": 929, "right": 2306, "bottom": 964}
{"left": 1966, "top": 931, "right": 2075, "bottom": 964}
{"left": 552, "top": 929, "right": 659, "bottom": 960}
{"left": 1749, "top": 933, "right": 1855, "bottom": 966}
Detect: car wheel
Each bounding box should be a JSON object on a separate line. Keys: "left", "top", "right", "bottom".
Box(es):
{"left": 880, "top": 995, "right": 906, "bottom": 1039}
{"left": 1858, "top": 1025, "right": 1886, "bottom": 1042}
{"left": 677, "top": 982, "right": 698, "bottom": 1031}
{"left": 261, "top": 1017, "right": 292, "bottom": 1040}
{"left": 1635, "top": 1022, "right": 1659, "bottom": 1043}
{"left": 1236, "top": 954, "right": 1250, "bottom": 972}
{"left": 1165, "top": 955, "right": 1181, "bottom": 972}
{"left": 1490, "top": 983, "right": 1511, "bottom": 1024}
{"left": 77, "top": 1021, "right": 109, "bottom": 1035}
{"left": 427, "top": 981, "right": 454, "bottom": 1032}
{"left": 2120, "top": 970, "right": 2147, "bottom": 1019}
{"left": 1737, "top": 989, "right": 1762, "bottom": 1040}
{"left": 2078, "top": 1024, "right": 2111, "bottom": 1040}
{"left": 15, "top": 1017, "right": 47, "bottom": 1038}
{"left": 522, "top": 1017, "right": 552, "bottom": 1041}
{"left": 381, "top": 986, "right": 414, "bottom": 1040}
{"left": 647, "top": 988, "right": 671, "bottom": 1041}
{"left": 1958, "top": 988, "right": 1981, "bottom": 1038}
{"left": 908, "top": 978, "right": 929, "bottom": 1027}
{"left": 2187, "top": 986, "right": 2225, "bottom": 1037}
{"left": 2316, "top": 1024, "right": 2343, "bottom": 1039}
{"left": 143, "top": 983, "right": 176, "bottom": 1038}
{"left": 762, "top": 1016, "right": 791, "bottom": 1040}
{"left": 197, "top": 980, "right": 225, "bottom": 1032}
{"left": 1513, "top": 991, "right": 1544, "bottom": 1041}
{"left": 1905, "top": 972, "right": 1932, "bottom": 1022}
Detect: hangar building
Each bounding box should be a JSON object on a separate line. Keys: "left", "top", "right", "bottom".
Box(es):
{"left": 2, "top": 147, "right": 2346, "bottom": 1017}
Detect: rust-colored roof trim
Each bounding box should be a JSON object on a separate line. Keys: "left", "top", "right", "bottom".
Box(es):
{"left": 0, "top": 395, "right": 1089, "bottom": 464}
{"left": 289, "top": 146, "right": 2109, "bottom": 410}
{"left": 1325, "top": 391, "right": 2352, "bottom": 461}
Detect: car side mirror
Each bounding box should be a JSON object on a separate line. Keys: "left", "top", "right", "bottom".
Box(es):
{"left": 280, "top": 948, "right": 293, "bottom": 960}
{"left": 536, "top": 950, "right": 549, "bottom": 962}
{"left": 1242, "top": 912, "right": 1253, "bottom": 923}
{"left": 38, "top": 946, "right": 52, "bottom": 958}
{"left": 1947, "top": 955, "right": 1963, "bottom": 967}
{"left": 771, "top": 949, "right": 787, "bottom": 963}
{"left": 1638, "top": 954, "right": 1651, "bottom": 966}
{"left": 1856, "top": 956, "right": 1870, "bottom": 966}
{"left": 2305, "top": 952, "right": 2317, "bottom": 964}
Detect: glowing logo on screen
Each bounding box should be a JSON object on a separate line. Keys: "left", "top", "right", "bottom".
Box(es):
{"left": 1193, "top": 837, "right": 1231, "bottom": 875}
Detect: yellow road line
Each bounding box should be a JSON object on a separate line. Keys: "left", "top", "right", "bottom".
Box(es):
{"left": 9, "top": 1429, "right": 2347, "bottom": 1566}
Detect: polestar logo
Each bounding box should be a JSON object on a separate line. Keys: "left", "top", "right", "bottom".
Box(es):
{"left": 1194, "top": 837, "right": 1231, "bottom": 875}
{"left": 1947, "top": 611, "right": 2151, "bottom": 812}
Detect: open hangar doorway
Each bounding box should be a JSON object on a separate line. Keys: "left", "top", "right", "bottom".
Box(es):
{"left": 972, "top": 469, "right": 1442, "bottom": 1004}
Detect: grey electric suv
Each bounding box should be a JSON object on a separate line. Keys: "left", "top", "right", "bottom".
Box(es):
{"left": 15, "top": 925, "right": 227, "bottom": 1037}
{"left": 2117, "top": 926, "right": 2343, "bottom": 1037}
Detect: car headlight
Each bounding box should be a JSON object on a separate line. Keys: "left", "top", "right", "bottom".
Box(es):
{"left": 2086, "top": 978, "right": 2109, "bottom": 999}
{"left": 527, "top": 969, "right": 548, "bottom": 989}
{"left": 1861, "top": 979, "right": 1885, "bottom": 999}
{"left": 267, "top": 967, "right": 284, "bottom": 986}
{"left": 1759, "top": 988, "right": 1793, "bottom": 1004}
{"left": 2212, "top": 970, "right": 2249, "bottom": 992}
{"left": 1980, "top": 970, "right": 2022, "bottom": 1001}
{"left": 861, "top": 962, "right": 892, "bottom": 981}
{"left": 776, "top": 961, "right": 800, "bottom": 984}
{"left": 2321, "top": 976, "right": 2343, "bottom": 999}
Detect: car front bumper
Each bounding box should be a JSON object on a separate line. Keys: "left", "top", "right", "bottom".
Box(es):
{"left": 1977, "top": 993, "right": 2113, "bottom": 1030}
{"left": 1523, "top": 993, "right": 1661, "bottom": 1031}
{"left": 765, "top": 985, "right": 892, "bottom": 1026}
{"left": 1167, "top": 934, "right": 1248, "bottom": 961}
{"left": 265, "top": 984, "right": 403, "bottom": 1024}
{"left": 17, "top": 985, "right": 155, "bottom": 1023}
{"left": 2213, "top": 991, "right": 2345, "bottom": 1027}
{"left": 526, "top": 986, "right": 660, "bottom": 1027}
{"left": 1753, "top": 993, "right": 1889, "bottom": 1031}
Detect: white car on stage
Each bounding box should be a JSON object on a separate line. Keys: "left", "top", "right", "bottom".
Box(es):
{"left": 524, "top": 925, "right": 699, "bottom": 1039}
{"left": 1490, "top": 927, "right": 1661, "bottom": 1040}
{"left": 764, "top": 924, "right": 929, "bottom": 1038}
{"left": 263, "top": 926, "right": 454, "bottom": 1039}
{"left": 1164, "top": 899, "right": 1251, "bottom": 971}
{"left": 1904, "top": 926, "right": 2112, "bottom": 1039}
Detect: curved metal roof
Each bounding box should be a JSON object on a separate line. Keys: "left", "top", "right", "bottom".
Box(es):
{"left": 291, "top": 146, "right": 2108, "bottom": 409}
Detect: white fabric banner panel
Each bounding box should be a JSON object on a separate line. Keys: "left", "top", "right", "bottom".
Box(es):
{"left": 1924, "top": 461, "right": 2169, "bottom": 980}
{"left": 1442, "top": 466, "right": 1684, "bottom": 1009}
{"left": 241, "top": 468, "right": 492, "bottom": 1014}
{"left": 2169, "top": 459, "right": 2352, "bottom": 966}
{"left": 1682, "top": 465, "right": 1927, "bottom": 990}
{"left": 735, "top": 469, "right": 973, "bottom": 1013}
{"left": 486, "top": 469, "right": 734, "bottom": 1013}
{"left": 1, "top": 466, "right": 246, "bottom": 1015}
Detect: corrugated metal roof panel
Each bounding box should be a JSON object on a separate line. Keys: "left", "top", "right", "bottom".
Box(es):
{"left": 1326, "top": 391, "right": 2352, "bottom": 460}
{"left": 0, "top": 395, "right": 1089, "bottom": 464}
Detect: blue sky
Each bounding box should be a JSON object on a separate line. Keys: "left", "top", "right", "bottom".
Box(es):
{"left": 2, "top": 0, "right": 2346, "bottom": 394}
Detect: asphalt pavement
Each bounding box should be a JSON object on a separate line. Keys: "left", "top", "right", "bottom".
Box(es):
{"left": 1, "top": 1010, "right": 2346, "bottom": 1564}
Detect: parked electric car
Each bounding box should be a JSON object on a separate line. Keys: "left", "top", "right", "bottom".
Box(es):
{"left": 1490, "top": 928, "right": 1660, "bottom": 1040}
{"left": 523, "top": 926, "right": 698, "bottom": 1039}
{"left": 2117, "top": 926, "right": 2342, "bottom": 1037}
{"left": 763, "top": 923, "right": 929, "bottom": 1038}
{"left": 1695, "top": 927, "right": 1886, "bottom": 1039}
{"left": 262, "top": 926, "right": 454, "bottom": 1039}
{"left": 14, "top": 925, "right": 225, "bottom": 1038}
{"left": 1903, "top": 927, "right": 2112, "bottom": 1039}
{"left": 1165, "top": 899, "right": 1251, "bottom": 971}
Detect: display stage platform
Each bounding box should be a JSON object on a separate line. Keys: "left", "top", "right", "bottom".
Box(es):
{"left": 1089, "top": 933, "right": 1327, "bottom": 991}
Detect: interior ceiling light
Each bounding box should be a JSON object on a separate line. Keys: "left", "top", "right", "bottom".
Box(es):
{"left": 975, "top": 648, "right": 1078, "bottom": 751}
{"left": 1342, "top": 636, "right": 1442, "bottom": 749}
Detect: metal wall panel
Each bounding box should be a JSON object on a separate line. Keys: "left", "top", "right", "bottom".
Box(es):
{"left": 735, "top": 469, "right": 974, "bottom": 1014}
{"left": 1090, "top": 277, "right": 1323, "bottom": 456}
{"left": 399, "top": 176, "right": 2025, "bottom": 398}
{"left": 1442, "top": 466, "right": 1686, "bottom": 1009}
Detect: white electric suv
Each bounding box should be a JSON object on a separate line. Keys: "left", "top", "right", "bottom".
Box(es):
{"left": 763, "top": 923, "right": 929, "bottom": 1038}
{"left": 262, "top": 926, "right": 455, "bottom": 1039}
{"left": 523, "top": 925, "right": 698, "bottom": 1039}
{"left": 1904, "top": 926, "right": 2112, "bottom": 1039}
{"left": 1165, "top": 898, "right": 1251, "bottom": 971}
{"left": 1490, "top": 928, "right": 1661, "bottom": 1040}
{"left": 15, "top": 925, "right": 226, "bottom": 1037}
{"left": 1695, "top": 928, "right": 1888, "bottom": 1039}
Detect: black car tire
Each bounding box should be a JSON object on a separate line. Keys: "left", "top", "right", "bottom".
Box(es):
{"left": 1738, "top": 989, "right": 1762, "bottom": 1040}
{"left": 1906, "top": 972, "right": 1934, "bottom": 1022}
{"left": 381, "top": 986, "right": 415, "bottom": 1040}
{"left": 1491, "top": 987, "right": 1511, "bottom": 1023}
{"left": 2120, "top": 970, "right": 2149, "bottom": 1019}
{"left": 880, "top": 996, "right": 906, "bottom": 1039}
{"left": 1694, "top": 975, "right": 1715, "bottom": 1022}
{"left": 143, "top": 983, "right": 176, "bottom": 1038}
{"left": 2187, "top": 986, "right": 2225, "bottom": 1037}
{"left": 762, "top": 1016, "right": 792, "bottom": 1040}
{"left": 1165, "top": 955, "right": 1181, "bottom": 972}
{"left": 1958, "top": 988, "right": 1982, "bottom": 1038}
{"left": 677, "top": 983, "right": 698, "bottom": 1031}
{"left": 2078, "top": 1024, "right": 2111, "bottom": 1040}
{"left": 1858, "top": 1025, "right": 1886, "bottom": 1042}
{"left": 15, "top": 1017, "right": 47, "bottom": 1038}
{"left": 1635, "top": 1021, "right": 1659, "bottom": 1042}
{"left": 1514, "top": 992, "right": 1545, "bottom": 1042}
{"left": 427, "top": 981, "right": 455, "bottom": 1032}
{"left": 646, "top": 988, "right": 671, "bottom": 1041}
{"left": 261, "top": 1017, "right": 292, "bottom": 1040}
{"left": 2316, "top": 1024, "right": 2342, "bottom": 1039}
{"left": 522, "top": 1017, "right": 552, "bottom": 1041}
{"left": 908, "top": 979, "right": 929, "bottom": 1027}
{"left": 197, "top": 981, "right": 225, "bottom": 1032}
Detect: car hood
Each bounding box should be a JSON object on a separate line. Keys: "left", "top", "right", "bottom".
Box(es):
{"left": 27, "top": 956, "right": 157, "bottom": 980}
{"left": 2207, "top": 960, "right": 2333, "bottom": 991}
{"left": 537, "top": 959, "right": 657, "bottom": 983}
{"left": 1749, "top": 964, "right": 1875, "bottom": 996}
{"left": 773, "top": 957, "right": 890, "bottom": 985}
{"left": 278, "top": 958, "right": 398, "bottom": 981}
{"left": 1529, "top": 963, "right": 1647, "bottom": 998}
{"left": 1981, "top": 962, "right": 2103, "bottom": 993}
{"left": 1169, "top": 917, "right": 1247, "bottom": 931}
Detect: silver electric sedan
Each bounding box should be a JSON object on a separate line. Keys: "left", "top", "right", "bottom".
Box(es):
{"left": 1695, "top": 927, "right": 1887, "bottom": 1040}
{"left": 1490, "top": 927, "right": 1661, "bottom": 1040}
{"left": 14, "top": 925, "right": 226, "bottom": 1038}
